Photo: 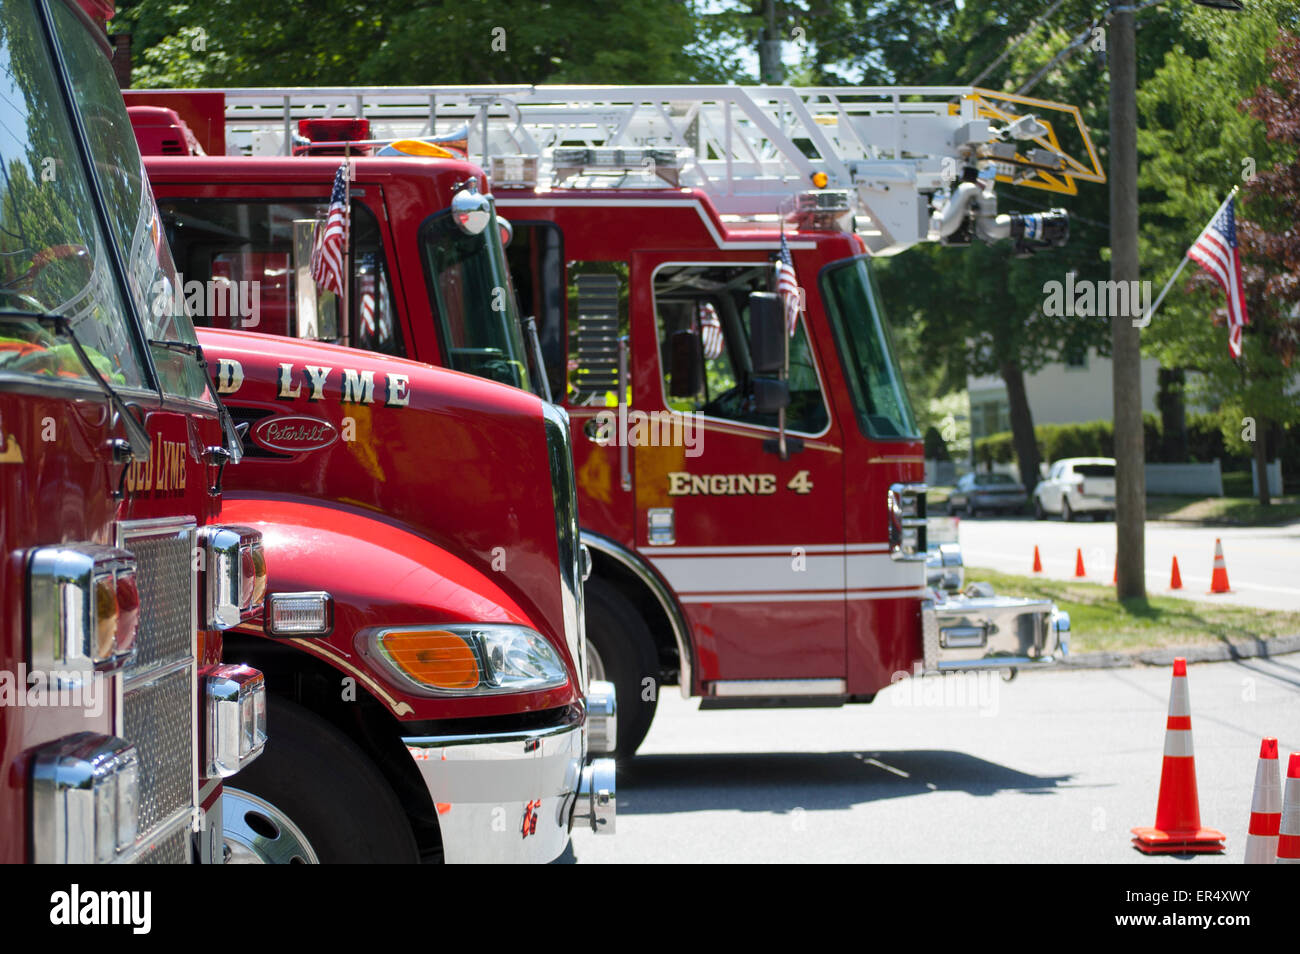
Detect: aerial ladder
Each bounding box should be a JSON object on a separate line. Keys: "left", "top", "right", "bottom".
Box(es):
{"left": 195, "top": 84, "right": 1105, "bottom": 256}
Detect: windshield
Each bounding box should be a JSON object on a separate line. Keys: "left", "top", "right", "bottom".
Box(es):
{"left": 0, "top": 0, "right": 145, "bottom": 386}
{"left": 419, "top": 206, "right": 530, "bottom": 391}
{"left": 48, "top": 0, "right": 209, "bottom": 402}
{"left": 820, "top": 255, "right": 918, "bottom": 441}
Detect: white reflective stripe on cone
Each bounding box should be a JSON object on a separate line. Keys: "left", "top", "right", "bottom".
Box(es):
{"left": 1245, "top": 834, "right": 1278, "bottom": 864}
{"left": 1282, "top": 777, "right": 1300, "bottom": 836}
{"left": 1166, "top": 677, "right": 1191, "bottom": 718}
{"left": 1164, "top": 729, "right": 1194, "bottom": 758}
{"left": 1252, "top": 759, "right": 1282, "bottom": 813}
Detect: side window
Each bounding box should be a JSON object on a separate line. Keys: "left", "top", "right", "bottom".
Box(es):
{"left": 157, "top": 198, "right": 404, "bottom": 356}
{"left": 505, "top": 222, "right": 566, "bottom": 400}
{"left": 652, "top": 263, "right": 828, "bottom": 434}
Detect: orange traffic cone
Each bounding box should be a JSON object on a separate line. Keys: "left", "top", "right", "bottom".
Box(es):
{"left": 1131, "top": 657, "right": 1226, "bottom": 854}
{"left": 1245, "top": 738, "right": 1281, "bottom": 864}
{"left": 1112, "top": 561, "right": 1117, "bottom": 585}
{"left": 1074, "top": 548, "right": 1086, "bottom": 578}
{"left": 1170, "top": 556, "right": 1183, "bottom": 590}
{"left": 1279, "top": 753, "right": 1300, "bottom": 864}
{"left": 1207, "top": 538, "right": 1231, "bottom": 594}
{"left": 1032, "top": 546, "right": 1043, "bottom": 573}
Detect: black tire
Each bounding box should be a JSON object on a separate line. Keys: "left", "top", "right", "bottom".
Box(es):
{"left": 1062, "top": 499, "right": 1074, "bottom": 522}
{"left": 584, "top": 576, "right": 660, "bottom": 758}
{"left": 226, "top": 696, "right": 419, "bottom": 863}
{"left": 1034, "top": 497, "right": 1046, "bottom": 520}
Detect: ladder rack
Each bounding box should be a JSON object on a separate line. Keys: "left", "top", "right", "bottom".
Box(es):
{"left": 189, "top": 84, "right": 1105, "bottom": 256}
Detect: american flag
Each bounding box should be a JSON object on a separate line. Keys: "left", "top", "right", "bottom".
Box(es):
{"left": 310, "top": 163, "right": 349, "bottom": 299}
{"left": 1186, "top": 193, "right": 1249, "bottom": 359}
{"left": 776, "top": 232, "right": 801, "bottom": 337}
{"left": 697, "top": 301, "right": 723, "bottom": 360}
{"left": 358, "top": 270, "right": 376, "bottom": 336}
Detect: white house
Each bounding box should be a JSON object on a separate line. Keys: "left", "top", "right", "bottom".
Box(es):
{"left": 967, "top": 349, "right": 1161, "bottom": 442}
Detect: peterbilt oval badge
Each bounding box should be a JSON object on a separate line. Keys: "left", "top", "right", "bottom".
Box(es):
{"left": 252, "top": 415, "right": 339, "bottom": 454}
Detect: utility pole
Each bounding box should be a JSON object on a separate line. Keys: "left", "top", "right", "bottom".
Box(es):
{"left": 1109, "top": 2, "right": 1146, "bottom": 600}
{"left": 758, "top": 0, "right": 783, "bottom": 84}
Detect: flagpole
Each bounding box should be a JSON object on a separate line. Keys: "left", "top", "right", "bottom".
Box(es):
{"left": 777, "top": 223, "right": 788, "bottom": 460}
{"left": 1138, "top": 186, "right": 1238, "bottom": 327}
{"left": 342, "top": 149, "right": 352, "bottom": 349}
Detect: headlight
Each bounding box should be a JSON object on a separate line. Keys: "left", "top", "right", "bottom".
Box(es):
{"left": 200, "top": 526, "right": 267, "bottom": 629}
{"left": 28, "top": 544, "right": 138, "bottom": 680}
{"left": 264, "top": 591, "right": 334, "bottom": 636}
{"left": 205, "top": 664, "right": 268, "bottom": 777}
{"left": 360, "top": 624, "right": 569, "bottom": 696}
{"left": 30, "top": 733, "right": 139, "bottom": 863}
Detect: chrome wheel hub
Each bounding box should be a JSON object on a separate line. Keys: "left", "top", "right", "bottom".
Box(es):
{"left": 222, "top": 787, "right": 320, "bottom": 864}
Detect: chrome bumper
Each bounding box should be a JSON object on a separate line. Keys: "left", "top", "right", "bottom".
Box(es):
{"left": 401, "top": 685, "right": 617, "bottom": 863}
{"left": 922, "top": 588, "right": 1070, "bottom": 673}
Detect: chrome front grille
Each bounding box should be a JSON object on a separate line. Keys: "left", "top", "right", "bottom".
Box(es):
{"left": 135, "top": 826, "right": 191, "bottom": 864}
{"left": 117, "top": 519, "right": 198, "bottom": 863}
{"left": 124, "top": 527, "right": 196, "bottom": 673}
{"left": 123, "top": 667, "right": 193, "bottom": 832}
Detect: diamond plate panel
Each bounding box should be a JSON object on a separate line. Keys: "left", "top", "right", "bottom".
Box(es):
{"left": 135, "top": 825, "right": 191, "bottom": 864}
{"left": 121, "top": 525, "right": 195, "bottom": 676}
{"left": 123, "top": 667, "right": 193, "bottom": 834}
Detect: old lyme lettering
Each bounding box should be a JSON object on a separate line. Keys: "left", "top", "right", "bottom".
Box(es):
{"left": 213, "top": 358, "right": 409, "bottom": 407}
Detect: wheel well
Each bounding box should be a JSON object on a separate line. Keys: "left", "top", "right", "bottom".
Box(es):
{"left": 222, "top": 632, "right": 443, "bottom": 861}
{"left": 588, "top": 551, "right": 684, "bottom": 686}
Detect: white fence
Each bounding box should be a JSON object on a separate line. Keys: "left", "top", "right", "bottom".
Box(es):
{"left": 1251, "top": 459, "right": 1284, "bottom": 497}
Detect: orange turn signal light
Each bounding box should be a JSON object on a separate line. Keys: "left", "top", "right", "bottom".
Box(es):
{"left": 811, "top": 171, "right": 829, "bottom": 189}
{"left": 377, "top": 629, "right": 480, "bottom": 690}
{"left": 390, "top": 139, "right": 455, "bottom": 158}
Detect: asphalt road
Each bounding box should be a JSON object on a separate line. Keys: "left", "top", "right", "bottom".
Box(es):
{"left": 566, "top": 656, "right": 1300, "bottom": 863}
{"left": 954, "top": 516, "right": 1300, "bottom": 612}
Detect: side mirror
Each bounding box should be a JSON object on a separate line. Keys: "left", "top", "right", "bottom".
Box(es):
{"left": 668, "top": 330, "right": 704, "bottom": 397}
{"left": 753, "top": 377, "right": 789, "bottom": 414}
{"left": 748, "top": 292, "right": 785, "bottom": 374}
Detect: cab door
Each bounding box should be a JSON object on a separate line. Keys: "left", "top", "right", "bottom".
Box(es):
{"left": 627, "top": 253, "right": 846, "bottom": 691}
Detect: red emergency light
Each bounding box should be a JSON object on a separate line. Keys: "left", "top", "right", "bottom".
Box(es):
{"left": 127, "top": 106, "right": 205, "bottom": 156}
{"left": 294, "top": 118, "right": 373, "bottom": 157}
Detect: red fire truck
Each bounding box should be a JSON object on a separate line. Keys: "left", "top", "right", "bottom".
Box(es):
{"left": 0, "top": 0, "right": 269, "bottom": 864}
{"left": 123, "top": 113, "right": 615, "bottom": 862}
{"left": 132, "top": 84, "right": 1099, "bottom": 757}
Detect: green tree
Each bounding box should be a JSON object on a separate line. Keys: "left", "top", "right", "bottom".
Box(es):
{"left": 1136, "top": 2, "right": 1300, "bottom": 504}
{"left": 112, "top": 0, "right": 726, "bottom": 87}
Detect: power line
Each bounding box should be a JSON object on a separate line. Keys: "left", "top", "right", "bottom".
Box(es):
{"left": 968, "top": 0, "right": 1068, "bottom": 86}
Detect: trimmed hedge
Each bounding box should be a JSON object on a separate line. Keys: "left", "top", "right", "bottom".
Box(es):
{"left": 973, "top": 414, "right": 1289, "bottom": 472}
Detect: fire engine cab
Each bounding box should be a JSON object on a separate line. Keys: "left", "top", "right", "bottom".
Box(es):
{"left": 126, "top": 98, "right": 615, "bottom": 862}
{"left": 0, "top": 0, "right": 269, "bottom": 864}
{"left": 130, "top": 84, "right": 1098, "bottom": 757}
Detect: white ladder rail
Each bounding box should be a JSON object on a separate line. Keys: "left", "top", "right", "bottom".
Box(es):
{"left": 163, "top": 84, "right": 1102, "bottom": 253}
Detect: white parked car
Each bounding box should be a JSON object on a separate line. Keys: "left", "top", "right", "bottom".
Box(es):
{"left": 1033, "top": 457, "right": 1116, "bottom": 521}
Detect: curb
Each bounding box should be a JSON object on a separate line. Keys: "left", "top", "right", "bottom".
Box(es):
{"left": 1057, "top": 633, "right": 1300, "bottom": 670}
